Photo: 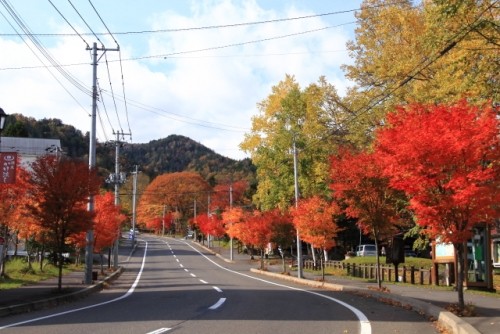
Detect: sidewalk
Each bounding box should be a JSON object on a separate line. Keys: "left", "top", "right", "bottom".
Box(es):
{"left": 203, "top": 242, "right": 499, "bottom": 334}
{"left": 0, "top": 238, "right": 135, "bottom": 317}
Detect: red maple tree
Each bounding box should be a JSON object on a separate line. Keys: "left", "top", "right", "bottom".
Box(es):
{"left": 211, "top": 180, "right": 248, "bottom": 211}
{"left": 375, "top": 101, "right": 500, "bottom": 309}
{"left": 330, "top": 148, "right": 408, "bottom": 287}
{"left": 25, "top": 155, "right": 101, "bottom": 291}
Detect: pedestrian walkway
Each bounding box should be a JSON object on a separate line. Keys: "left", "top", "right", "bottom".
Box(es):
{"left": 0, "top": 238, "right": 135, "bottom": 317}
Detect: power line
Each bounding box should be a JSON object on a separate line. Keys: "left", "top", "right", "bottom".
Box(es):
{"left": 1, "top": 1, "right": 409, "bottom": 37}
{"left": 67, "top": 0, "right": 103, "bottom": 46}
{"left": 87, "top": 0, "right": 118, "bottom": 47}
{"left": 47, "top": 0, "right": 89, "bottom": 48}
{"left": 0, "top": 0, "right": 92, "bottom": 99}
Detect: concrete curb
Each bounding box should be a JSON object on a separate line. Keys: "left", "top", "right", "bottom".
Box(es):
{"left": 0, "top": 266, "right": 124, "bottom": 318}
{"left": 250, "top": 268, "right": 480, "bottom": 334}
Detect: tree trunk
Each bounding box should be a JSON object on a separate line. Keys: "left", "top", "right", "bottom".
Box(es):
{"left": 455, "top": 242, "right": 466, "bottom": 310}
{"left": 57, "top": 252, "right": 63, "bottom": 292}
{"left": 321, "top": 248, "right": 325, "bottom": 281}
{"left": 374, "top": 238, "right": 382, "bottom": 289}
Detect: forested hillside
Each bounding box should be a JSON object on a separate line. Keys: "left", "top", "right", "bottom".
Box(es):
{"left": 3, "top": 114, "right": 256, "bottom": 185}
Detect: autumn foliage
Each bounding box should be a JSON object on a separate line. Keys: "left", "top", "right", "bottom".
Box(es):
{"left": 374, "top": 100, "right": 499, "bottom": 308}
{"left": 291, "top": 196, "right": 340, "bottom": 251}
{"left": 92, "top": 192, "right": 126, "bottom": 253}
{"left": 25, "top": 156, "right": 101, "bottom": 290}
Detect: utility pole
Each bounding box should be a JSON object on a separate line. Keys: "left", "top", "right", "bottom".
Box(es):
{"left": 85, "top": 42, "right": 120, "bottom": 285}
{"left": 229, "top": 183, "right": 233, "bottom": 261}
{"left": 131, "top": 165, "right": 138, "bottom": 243}
{"left": 106, "top": 131, "right": 130, "bottom": 269}
{"left": 293, "top": 138, "right": 303, "bottom": 279}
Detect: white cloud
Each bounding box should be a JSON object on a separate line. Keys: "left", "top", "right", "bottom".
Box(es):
{"left": 0, "top": 0, "right": 357, "bottom": 160}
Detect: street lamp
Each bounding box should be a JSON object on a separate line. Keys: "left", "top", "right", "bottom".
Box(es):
{"left": 0, "top": 107, "right": 7, "bottom": 147}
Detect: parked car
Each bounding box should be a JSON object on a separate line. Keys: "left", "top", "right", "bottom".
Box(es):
{"left": 356, "top": 244, "right": 377, "bottom": 257}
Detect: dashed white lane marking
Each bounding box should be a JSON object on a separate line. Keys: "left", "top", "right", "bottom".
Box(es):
{"left": 184, "top": 268, "right": 189, "bottom": 272}
{"left": 146, "top": 328, "right": 171, "bottom": 334}
{"left": 182, "top": 240, "right": 371, "bottom": 334}
{"left": 175, "top": 259, "right": 179, "bottom": 262}
{"left": 208, "top": 298, "right": 226, "bottom": 310}
{"left": 190, "top": 273, "right": 196, "bottom": 277}
{"left": 179, "top": 263, "right": 184, "bottom": 268}
{"left": 212, "top": 286, "right": 222, "bottom": 293}
{"left": 199, "top": 279, "right": 208, "bottom": 284}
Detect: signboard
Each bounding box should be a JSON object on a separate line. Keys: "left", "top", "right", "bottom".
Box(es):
{"left": 435, "top": 241, "right": 455, "bottom": 263}
{"left": 0, "top": 152, "right": 17, "bottom": 184}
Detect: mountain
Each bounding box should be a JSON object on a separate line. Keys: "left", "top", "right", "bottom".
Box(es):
{"left": 4, "top": 114, "right": 256, "bottom": 186}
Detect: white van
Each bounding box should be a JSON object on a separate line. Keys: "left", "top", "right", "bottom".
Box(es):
{"left": 356, "top": 244, "right": 377, "bottom": 257}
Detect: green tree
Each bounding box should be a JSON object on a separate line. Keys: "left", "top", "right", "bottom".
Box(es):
{"left": 240, "top": 75, "right": 343, "bottom": 210}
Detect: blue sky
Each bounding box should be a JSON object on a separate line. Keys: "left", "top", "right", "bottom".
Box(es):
{"left": 0, "top": 0, "right": 362, "bottom": 160}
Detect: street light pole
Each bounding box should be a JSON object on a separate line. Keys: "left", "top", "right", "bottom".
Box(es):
{"left": 0, "top": 107, "right": 7, "bottom": 147}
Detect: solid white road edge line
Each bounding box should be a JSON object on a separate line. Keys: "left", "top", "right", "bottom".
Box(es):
{"left": 0, "top": 241, "right": 149, "bottom": 330}
{"left": 181, "top": 239, "right": 372, "bottom": 334}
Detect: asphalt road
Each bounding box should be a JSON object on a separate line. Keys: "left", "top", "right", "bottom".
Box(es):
{"left": 0, "top": 235, "right": 440, "bottom": 334}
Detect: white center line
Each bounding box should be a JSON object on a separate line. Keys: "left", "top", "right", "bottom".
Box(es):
{"left": 199, "top": 279, "right": 208, "bottom": 284}
{"left": 212, "top": 286, "right": 222, "bottom": 293}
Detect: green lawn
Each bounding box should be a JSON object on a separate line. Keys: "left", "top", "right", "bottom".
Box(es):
{"left": 0, "top": 257, "right": 77, "bottom": 290}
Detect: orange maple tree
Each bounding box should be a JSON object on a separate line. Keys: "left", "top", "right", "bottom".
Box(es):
{"left": 291, "top": 196, "right": 341, "bottom": 277}
{"left": 25, "top": 155, "right": 101, "bottom": 291}
{"left": 375, "top": 101, "right": 500, "bottom": 309}
{"left": 93, "top": 192, "right": 126, "bottom": 254}
{"left": 0, "top": 162, "right": 32, "bottom": 276}
{"left": 137, "top": 172, "right": 211, "bottom": 232}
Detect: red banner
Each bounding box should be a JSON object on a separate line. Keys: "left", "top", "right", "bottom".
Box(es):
{"left": 0, "top": 152, "right": 17, "bottom": 184}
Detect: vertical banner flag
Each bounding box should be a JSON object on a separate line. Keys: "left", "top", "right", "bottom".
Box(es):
{"left": 0, "top": 152, "right": 17, "bottom": 184}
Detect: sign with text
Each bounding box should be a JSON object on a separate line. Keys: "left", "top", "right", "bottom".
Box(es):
{"left": 0, "top": 152, "right": 17, "bottom": 184}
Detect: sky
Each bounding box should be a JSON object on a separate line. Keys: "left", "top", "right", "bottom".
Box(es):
{"left": 0, "top": 0, "right": 362, "bottom": 160}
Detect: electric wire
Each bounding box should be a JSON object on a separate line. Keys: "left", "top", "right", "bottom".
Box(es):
{"left": 47, "top": 0, "right": 89, "bottom": 48}
{"left": 103, "top": 52, "right": 123, "bottom": 132}
{"left": 88, "top": 0, "right": 132, "bottom": 138}
{"left": 1, "top": 1, "right": 409, "bottom": 37}
{"left": 0, "top": 0, "right": 90, "bottom": 107}
{"left": 87, "top": 0, "right": 118, "bottom": 47}
{"left": 118, "top": 50, "right": 132, "bottom": 137}
{"left": 0, "top": 0, "right": 92, "bottom": 96}
{"left": 96, "top": 79, "right": 115, "bottom": 133}
{"left": 67, "top": 0, "right": 103, "bottom": 46}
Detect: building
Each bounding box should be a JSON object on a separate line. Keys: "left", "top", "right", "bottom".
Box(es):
{"left": 0, "top": 137, "right": 62, "bottom": 166}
